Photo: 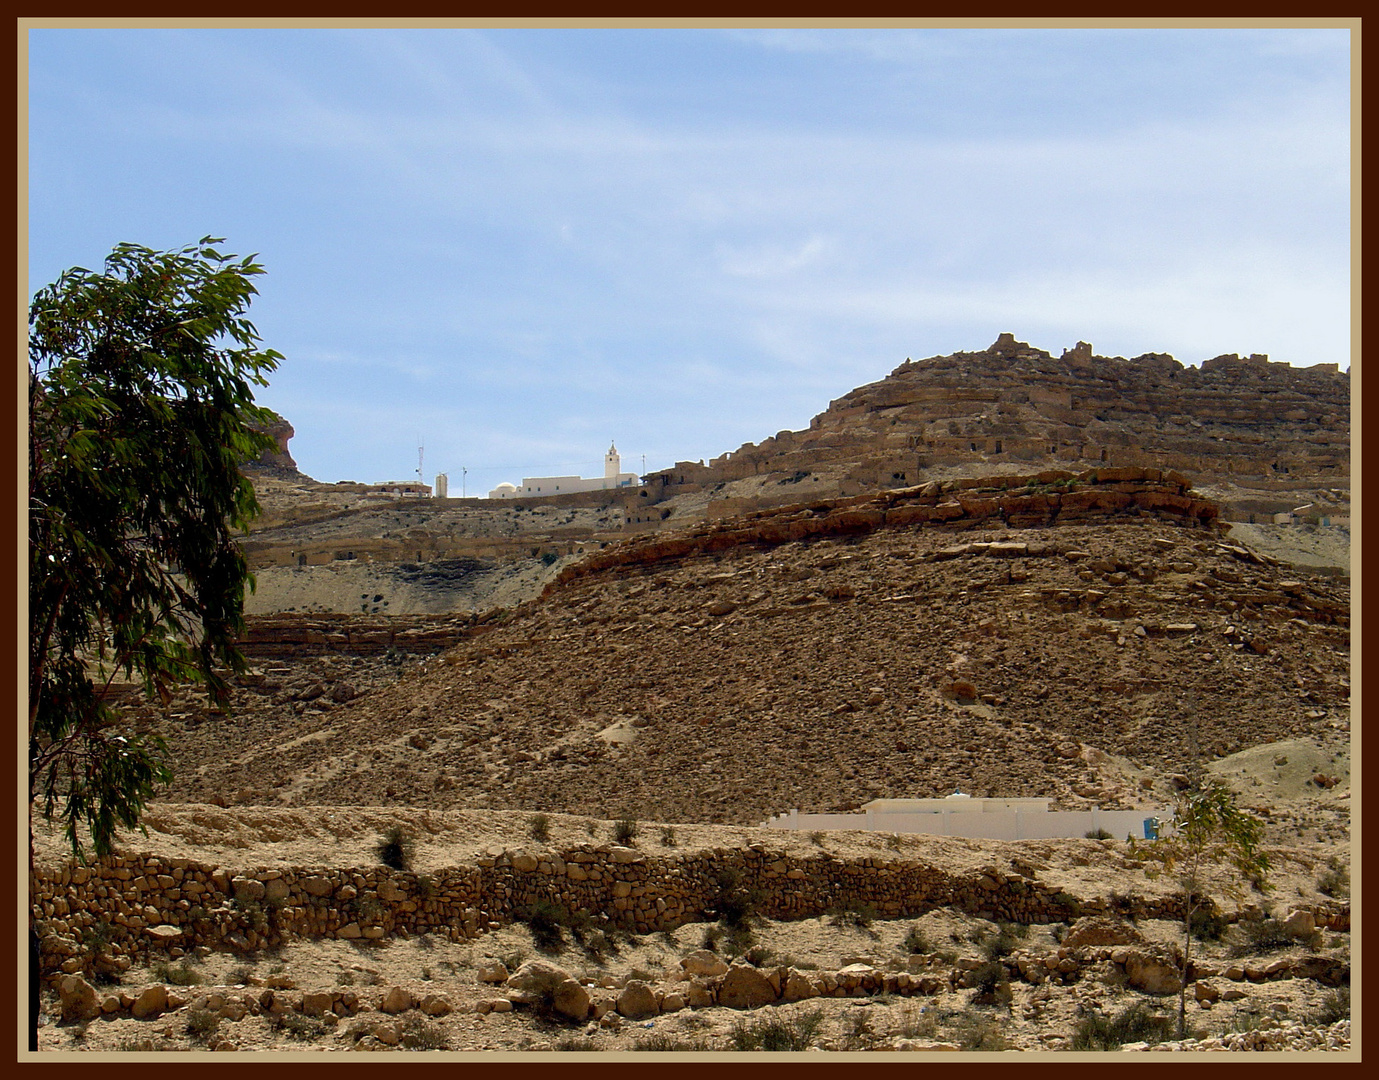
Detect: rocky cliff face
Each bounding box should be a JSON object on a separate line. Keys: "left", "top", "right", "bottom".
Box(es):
{"left": 646, "top": 334, "right": 1350, "bottom": 512}
{"left": 246, "top": 414, "right": 300, "bottom": 476}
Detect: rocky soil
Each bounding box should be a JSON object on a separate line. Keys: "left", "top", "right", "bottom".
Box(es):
{"left": 33, "top": 804, "right": 1351, "bottom": 1055}
{"left": 141, "top": 498, "right": 1350, "bottom": 830}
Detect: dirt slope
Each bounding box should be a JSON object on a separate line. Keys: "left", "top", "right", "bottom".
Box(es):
{"left": 146, "top": 497, "right": 1349, "bottom": 830}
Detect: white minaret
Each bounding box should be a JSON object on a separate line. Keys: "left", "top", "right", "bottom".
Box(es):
{"left": 605, "top": 441, "right": 620, "bottom": 480}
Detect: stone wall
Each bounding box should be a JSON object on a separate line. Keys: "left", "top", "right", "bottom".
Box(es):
{"left": 31, "top": 843, "right": 1350, "bottom": 987}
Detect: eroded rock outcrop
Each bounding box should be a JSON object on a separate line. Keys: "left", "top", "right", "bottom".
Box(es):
{"left": 645, "top": 334, "right": 1349, "bottom": 505}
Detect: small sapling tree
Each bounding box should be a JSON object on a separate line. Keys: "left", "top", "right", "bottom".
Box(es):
{"left": 1130, "top": 781, "right": 1269, "bottom": 1038}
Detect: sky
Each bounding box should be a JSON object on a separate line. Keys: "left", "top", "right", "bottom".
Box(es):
{"left": 26, "top": 25, "right": 1352, "bottom": 492}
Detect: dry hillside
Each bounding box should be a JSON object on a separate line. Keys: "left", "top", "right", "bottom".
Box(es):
{"left": 137, "top": 472, "right": 1350, "bottom": 833}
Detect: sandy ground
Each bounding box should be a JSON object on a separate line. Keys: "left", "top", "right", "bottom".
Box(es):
{"left": 1221, "top": 523, "right": 1350, "bottom": 576}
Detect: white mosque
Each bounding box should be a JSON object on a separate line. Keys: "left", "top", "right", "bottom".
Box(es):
{"left": 487, "top": 442, "right": 640, "bottom": 500}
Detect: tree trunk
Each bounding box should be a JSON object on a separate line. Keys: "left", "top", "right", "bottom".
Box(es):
{"left": 1179, "top": 893, "right": 1194, "bottom": 1040}
{"left": 30, "top": 927, "right": 40, "bottom": 1051}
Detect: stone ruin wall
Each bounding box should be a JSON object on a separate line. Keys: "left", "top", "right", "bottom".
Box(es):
{"left": 30, "top": 843, "right": 1353, "bottom": 991}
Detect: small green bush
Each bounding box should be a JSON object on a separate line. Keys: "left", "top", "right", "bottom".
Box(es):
{"left": 275, "top": 1012, "right": 327, "bottom": 1041}
{"left": 829, "top": 903, "right": 878, "bottom": 930}
{"left": 1071, "top": 1001, "right": 1173, "bottom": 1050}
{"left": 1310, "top": 987, "right": 1350, "bottom": 1026}
{"left": 712, "top": 868, "right": 760, "bottom": 930}
{"left": 1317, "top": 862, "right": 1349, "bottom": 899}
{"left": 519, "top": 900, "right": 570, "bottom": 952}
{"left": 612, "top": 819, "right": 638, "bottom": 845}
{"left": 633, "top": 1033, "right": 716, "bottom": 1051}
{"left": 529, "top": 814, "right": 551, "bottom": 843}
{"left": 902, "top": 924, "right": 932, "bottom": 955}
{"left": 1085, "top": 828, "right": 1115, "bottom": 840}
{"left": 376, "top": 825, "right": 413, "bottom": 871}
{"left": 659, "top": 825, "right": 677, "bottom": 846}
{"left": 982, "top": 922, "right": 1029, "bottom": 960}
{"left": 116, "top": 1038, "right": 168, "bottom": 1052}
{"left": 400, "top": 1014, "right": 449, "bottom": 1050}
{"left": 843, "top": 1007, "right": 875, "bottom": 1049}
{"left": 731, "top": 1008, "right": 825, "bottom": 1051}
{"left": 809, "top": 831, "right": 826, "bottom": 846}
{"left": 953, "top": 1015, "right": 1008, "bottom": 1050}
{"left": 1190, "top": 907, "right": 1230, "bottom": 942}
{"left": 1229, "top": 917, "right": 1295, "bottom": 957}
{"left": 721, "top": 924, "right": 757, "bottom": 959}
{"left": 186, "top": 1007, "right": 220, "bottom": 1043}
{"left": 151, "top": 959, "right": 205, "bottom": 987}
{"left": 971, "top": 960, "right": 1012, "bottom": 1004}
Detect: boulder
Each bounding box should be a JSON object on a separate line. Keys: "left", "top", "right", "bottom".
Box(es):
{"left": 477, "top": 961, "right": 509, "bottom": 984}
{"left": 1062, "top": 916, "right": 1145, "bottom": 949}
{"left": 1124, "top": 951, "right": 1181, "bottom": 995}
{"left": 1282, "top": 910, "right": 1316, "bottom": 938}
{"left": 379, "top": 986, "right": 413, "bottom": 1014}
{"left": 59, "top": 975, "right": 99, "bottom": 1023}
{"left": 506, "top": 959, "right": 590, "bottom": 1022}
{"left": 301, "top": 991, "right": 334, "bottom": 1017}
{"left": 420, "top": 994, "right": 453, "bottom": 1017}
{"left": 717, "top": 963, "right": 778, "bottom": 1009}
{"left": 131, "top": 985, "right": 169, "bottom": 1019}
{"left": 372, "top": 1021, "right": 401, "bottom": 1046}
{"left": 783, "top": 970, "right": 819, "bottom": 1002}
{"left": 230, "top": 876, "right": 265, "bottom": 902}
{"left": 680, "top": 949, "right": 729, "bottom": 977}
{"left": 302, "top": 875, "right": 334, "bottom": 897}
{"left": 685, "top": 978, "right": 714, "bottom": 1008}
{"left": 615, "top": 980, "right": 660, "bottom": 1019}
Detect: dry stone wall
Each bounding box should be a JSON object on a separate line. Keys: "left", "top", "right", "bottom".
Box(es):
{"left": 32, "top": 843, "right": 1349, "bottom": 989}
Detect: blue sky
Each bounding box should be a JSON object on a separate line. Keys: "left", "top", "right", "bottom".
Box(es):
{"left": 27, "top": 26, "right": 1351, "bottom": 491}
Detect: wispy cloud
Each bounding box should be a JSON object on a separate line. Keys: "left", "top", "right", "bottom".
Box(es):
{"left": 28, "top": 27, "right": 1349, "bottom": 484}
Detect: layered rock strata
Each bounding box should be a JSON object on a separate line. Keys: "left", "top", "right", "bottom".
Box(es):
{"left": 646, "top": 334, "right": 1349, "bottom": 508}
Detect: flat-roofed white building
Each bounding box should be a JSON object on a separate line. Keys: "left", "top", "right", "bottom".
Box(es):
{"left": 487, "top": 442, "right": 639, "bottom": 499}
{"left": 765, "top": 790, "right": 1166, "bottom": 841}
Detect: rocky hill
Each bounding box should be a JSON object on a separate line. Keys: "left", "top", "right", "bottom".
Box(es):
{"left": 645, "top": 334, "right": 1350, "bottom": 525}
{"left": 138, "top": 468, "right": 1349, "bottom": 831}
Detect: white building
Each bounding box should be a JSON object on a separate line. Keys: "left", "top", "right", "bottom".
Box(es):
{"left": 365, "top": 480, "right": 432, "bottom": 499}
{"left": 764, "top": 790, "right": 1166, "bottom": 842}
{"left": 487, "top": 442, "right": 640, "bottom": 499}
